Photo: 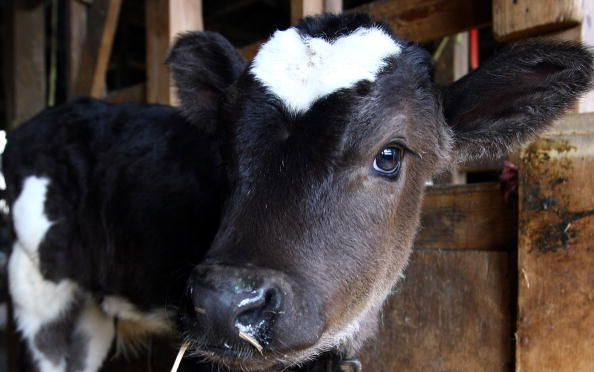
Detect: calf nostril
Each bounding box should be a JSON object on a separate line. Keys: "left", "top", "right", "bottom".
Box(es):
{"left": 234, "top": 287, "right": 282, "bottom": 344}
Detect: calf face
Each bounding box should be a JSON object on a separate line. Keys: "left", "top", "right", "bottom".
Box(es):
{"left": 168, "top": 14, "right": 593, "bottom": 371}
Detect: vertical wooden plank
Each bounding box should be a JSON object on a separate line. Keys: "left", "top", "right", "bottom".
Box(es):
{"left": 517, "top": 113, "right": 594, "bottom": 371}
{"left": 493, "top": 0, "right": 583, "bottom": 41}
{"left": 361, "top": 250, "right": 513, "bottom": 371}
{"left": 146, "top": 0, "right": 203, "bottom": 106}
{"left": 291, "top": 0, "right": 324, "bottom": 25}
{"left": 73, "top": 0, "right": 122, "bottom": 98}
{"left": 3, "top": 0, "right": 46, "bottom": 129}
{"left": 324, "top": 0, "right": 343, "bottom": 14}
{"left": 67, "top": 0, "right": 87, "bottom": 100}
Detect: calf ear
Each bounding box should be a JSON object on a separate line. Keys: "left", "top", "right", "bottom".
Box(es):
{"left": 443, "top": 41, "right": 593, "bottom": 161}
{"left": 166, "top": 31, "right": 248, "bottom": 125}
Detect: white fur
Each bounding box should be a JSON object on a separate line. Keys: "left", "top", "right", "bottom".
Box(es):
{"left": 12, "top": 176, "right": 53, "bottom": 253}
{"left": 101, "top": 296, "right": 173, "bottom": 334}
{"left": 251, "top": 26, "right": 401, "bottom": 113}
{"left": 75, "top": 299, "right": 115, "bottom": 372}
{"left": 9, "top": 176, "right": 78, "bottom": 372}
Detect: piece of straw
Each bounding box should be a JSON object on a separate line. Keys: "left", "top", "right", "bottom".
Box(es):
{"left": 171, "top": 341, "right": 190, "bottom": 372}
{"left": 238, "top": 330, "right": 263, "bottom": 354}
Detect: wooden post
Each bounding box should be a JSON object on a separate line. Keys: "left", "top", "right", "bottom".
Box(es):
{"left": 3, "top": 0, "right": 46, "bottom": 129}
{"left": 67, "top": 0, "right": 88, "bottom": 100}
{"left": 73, "top": 0, "right": 122, "bottom": 99}
{"left": 145, "top": 0, "right": 203, "bottom": 106}
{"left": 516, "top": 113, "right": 594, "bottom": 371}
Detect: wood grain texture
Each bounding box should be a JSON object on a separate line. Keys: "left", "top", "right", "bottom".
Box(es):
{"left": 493, "top": 0, "right": 583, "bottom": 41}
{"left": 516, "top": 114, "right": 594, "bottom": 371}
{"left": 348, "top": 0, "right": 491, "bottom": 43}
{"left": 416, "top": 183, "right": 517, "bottom": 251}
{"left": 146, "top": 0, "right": 203, "bottom": 106}
{"left": 3, "top": 0, "right": 46, "bottom": 129}
{"left": 73, "top": 0, "right": 122, "bottom": 98}
{"left": 360, "top": 250, "right": 513, "bottom": 372}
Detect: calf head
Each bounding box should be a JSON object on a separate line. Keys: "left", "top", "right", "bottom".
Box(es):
{"left": 167, "top": 13, "right": 593, "bottom": 371}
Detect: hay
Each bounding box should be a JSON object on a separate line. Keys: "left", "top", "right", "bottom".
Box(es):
{"left": 170, "top": 341, "right": 190, "bottom": 372}
{"left": 238, "top": 330, "right": 263, "bottom": 354}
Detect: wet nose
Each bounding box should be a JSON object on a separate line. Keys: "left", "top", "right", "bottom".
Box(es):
{"left": 189, "top": 268, "right": 284, "bottom": 349}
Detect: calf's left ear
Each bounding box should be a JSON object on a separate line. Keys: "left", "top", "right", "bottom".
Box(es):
{"left": 443, "top": 41, "right": 593, "bottom": 161}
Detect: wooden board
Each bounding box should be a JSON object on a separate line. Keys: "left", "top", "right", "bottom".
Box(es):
{"left": 67, "top": 0, "right": 87, "bottom": 99}
{"left": 73, "top": 0, "right": 122, "bottom": 98}
{"left": 3, "top": 0, "right": 46, "bottom": 129}
{"left": 416, "top": 183, "right": 517, "bottom": 251}
{"left": 291, "top": 0, "right": 324, "bottom": 25}
{"left": 493, "top": 0, "right": 583, "bottom": 41}
{"left": 360, "top": 250, "right": 513, "bottom": 371}
{"left": 146, "top": 0, "right": 203, "bottom": 106}
{"left": 516, "top": 113, "right": 594, "bottom": 371}
{"left": 349, "top": 0, "right": 491, "bottom": 43}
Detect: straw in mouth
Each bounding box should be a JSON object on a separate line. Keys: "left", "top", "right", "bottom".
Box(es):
{"left": 238, "top": 330, "right": 264, "bottom": 354}
{"left": 170, "top": 340, "right": 191, "bottom": 372}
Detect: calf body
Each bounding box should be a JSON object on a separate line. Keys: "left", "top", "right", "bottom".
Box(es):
{"left": 4, "top": 99, "right": 224, "bottom": 371}
{"left": 5, "top": 13, "right": 593, "bottom": 372}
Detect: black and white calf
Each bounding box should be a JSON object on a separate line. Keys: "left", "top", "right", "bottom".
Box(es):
{"left": 4, "top": 13, "right": 593, "bottom": 372}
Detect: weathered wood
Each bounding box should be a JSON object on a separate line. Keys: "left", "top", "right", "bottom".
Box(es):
{"left": 146, "top": 0, "right": 203, "bottom": 106}
{"left": 416, "top": 183, "right": 517, "bottom": 251}
{"left": 349, "top": 0, "right": 491, "bottom": 43}
{"left": 493, "top": 0, "right": 582, "bottom": 41}
{"left": 361, "top": 250, "right": 513, "bottom": 371}
{"left": 73, "top": 0, "right": 122, "bottom": 98}
{"left": 104, "top": 83, "right": 146, "bottom": 104}
{"left": 3, "top": 0, "right": 46, "bottom": 129}
{"left": 67, "top": 0, "right": 87, "bottom": 99}
{"left": 516, "top": 113, "right": 594, "bottom": 371}
{"left": 434, "top": 32, "right": 469, "bottom": 87}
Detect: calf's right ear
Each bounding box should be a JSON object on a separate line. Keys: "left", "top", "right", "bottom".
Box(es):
{"left": 443, "top": 41, "right": 594, "bottom": 162}
{"left": 167, "top": 31, "right": 248, "bottom": 126}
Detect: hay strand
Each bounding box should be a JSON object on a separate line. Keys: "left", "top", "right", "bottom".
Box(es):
{"left": 238, "top": 330, "right": 263, "bottom": 354}
{"left": 170, "top": 341, "right": 190, "bottom": 372}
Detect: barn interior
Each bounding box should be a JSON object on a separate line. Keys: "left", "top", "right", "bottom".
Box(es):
{"left": 0, "top": 0, "right": 593, "bottom": 371}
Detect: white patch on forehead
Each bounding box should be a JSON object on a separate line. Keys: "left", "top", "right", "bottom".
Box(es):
{"left": 251, "top": 26, "right": 401, "bottom": 113}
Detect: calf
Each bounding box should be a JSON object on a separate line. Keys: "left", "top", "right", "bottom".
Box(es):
{"left": 4, "top": 13, "right": 593, "bottom": 372}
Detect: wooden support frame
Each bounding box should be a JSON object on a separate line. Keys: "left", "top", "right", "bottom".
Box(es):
{"left": 3, "top": 0, "right": 46, "bottom": 129}
{"left": 517, "top": 113, "right": 594, "bottom": 371}
{"left": 73, "top": 0, "right": 122, "bottom": 99}
{"left": 145, "top": 0, "right": 203, "bottom": 106}
{"left": 348, "top": 0, "right": 491, "bottom": 43}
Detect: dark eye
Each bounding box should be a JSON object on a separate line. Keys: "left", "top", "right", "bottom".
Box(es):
{"left": 373, "top": 145, "right": 404, "bottom": 176}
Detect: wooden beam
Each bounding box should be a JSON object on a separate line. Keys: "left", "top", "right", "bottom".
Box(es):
{"left": 415, "top": 182, "right": 517, "bottom": 251}
{"left": 517, "top": 112, "right": 594, "bottom": 371}
{"left": 104, "top": 83, "right": 146, "bottom": 104}
{"left": 291, "top": 0, "right": 324, "bottom": 24}
{"left": 3, "top": 0, "right": 46, "bottom": 129}
{"left": 67, "top": 0, "right": 87, "bottom": 100}
{"left": 146, "top": 0, "right": 203, "bottom": 106}
{"left": 493, "top": 0, "right": 582, "bottom": 41}
{"left": 73, "top": 0, "right": 122, "bottom": 99}
{"left": 361, "top": 250, "right": 513, "bottom": 371}
{"left": 349, "top": 0, "right": 491, "bottom": 43}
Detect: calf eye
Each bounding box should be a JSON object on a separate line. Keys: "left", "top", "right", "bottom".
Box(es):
{"left": 373, "top": 144, "right": 404, "bottom": 176}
